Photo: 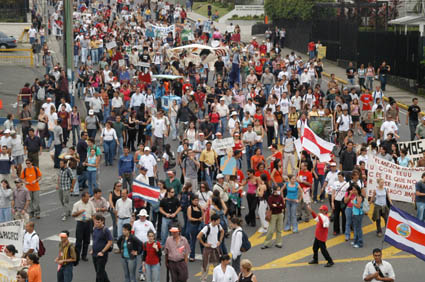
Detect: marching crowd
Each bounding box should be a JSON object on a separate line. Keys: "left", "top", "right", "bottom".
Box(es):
{"left": 10, "top": 0, "right": 425, "bottom": 282}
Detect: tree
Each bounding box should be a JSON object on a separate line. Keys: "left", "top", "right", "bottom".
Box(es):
{"left": 265, "top": 0, "right": 334, "bottom": 21}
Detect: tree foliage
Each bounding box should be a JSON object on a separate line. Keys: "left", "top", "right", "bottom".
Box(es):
{"left": 265, "top": 0, "right": 334, "bottom": 21}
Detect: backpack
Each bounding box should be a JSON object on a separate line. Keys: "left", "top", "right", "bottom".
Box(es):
{"left": 36, "top": 87, "right": 45, "bottom": 101}
{"left": 23, "top": 166, "right": 39, "bottom": 179}
{"left": 65, "top": 243, "right": 78, "bottom": 266}
{"left": 202, "top": 223, "right": 221, "bottom": 244}
{"left": 30, "top": 233, "right": 46, "bottom": 257}
{"left": 237, "top": 230, "right": 251, "bottom": 252}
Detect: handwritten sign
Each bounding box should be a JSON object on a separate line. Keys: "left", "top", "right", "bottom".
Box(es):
{"left": 397, "top": 138, "right": 425, "bottom": 166}
{"left": 0, "top": 220, "right": 24, "bottom": 256}
{"left": 212, "top": 137, "right": 235, "bottom": 151}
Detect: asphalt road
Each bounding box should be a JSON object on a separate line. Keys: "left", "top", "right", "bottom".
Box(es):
{"left": 0, "top": 62, "right": 422, "bottom": 281}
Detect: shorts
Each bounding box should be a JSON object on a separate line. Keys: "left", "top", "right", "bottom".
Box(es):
{"left": 13, "top": 155, "right": 24, "bottom": 166}
{"left": 352, "top": 115, "right": 360, "bottom": 122}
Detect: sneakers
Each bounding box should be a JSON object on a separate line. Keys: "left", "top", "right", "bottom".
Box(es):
{"left": 139, "top": 273, "right": 145, "bottom": 281}
{"left": 353, "top": 244, "right": 360, "bottom": 248}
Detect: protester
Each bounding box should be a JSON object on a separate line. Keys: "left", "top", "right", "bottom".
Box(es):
{"left": 164, "top": 225, "right": 190, "bottom": 282}
{"left": 362, "top": 248, "right": 395, "bottom": 282}
{"left": 91, "top": 214, "right": 113, "bottom": 282}
{"left": 27, "top": 253, "right": 42, "bottom": 282}
{"left": 212, "top": 254, "right": 238, "bottom": 282}
{"left": 117, "top": 223, "right": 142, "bottom": 282}
{"left": 55, "top": 230, "right": 77, "bottom": 282}
{"left": 262, "top": 186, "right": 284, "bottom": 249}
{"left": 20, "top": 159, "right": 42, "bottom": 219}
{"left": 370, "top": 179, "right": 393, "bottom": 237}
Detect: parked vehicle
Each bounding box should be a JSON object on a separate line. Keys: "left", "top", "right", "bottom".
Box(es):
{"left": 0, "top": 32, "right": 17, "bottom": 49}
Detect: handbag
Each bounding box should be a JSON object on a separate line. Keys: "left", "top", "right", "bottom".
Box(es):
{"left": 37, "top": 122, "right": 46, "bottom": 130}
{"left": 385, "top": 188, "right": 391, "bottom": 208}
{"left": 265, "top": 209, "right": 272, "bottom": 222}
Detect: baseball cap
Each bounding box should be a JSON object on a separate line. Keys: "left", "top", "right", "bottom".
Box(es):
{"left": 144, "top": 146, "right": 151, "bottom": 151}
{"left": 216, "top": 174, "right": 224, "bottom": 179}
{"left": 320, "top": 205, "right": 329, "bottom": 212}
{"left": 329, "top": 162, "right": 337, "bottom": 166}
{"left": 4, "top": 129, "right": 10, "bottom": 134}
{"left": 89, "top": 109, "right": 94, "bottom": 115}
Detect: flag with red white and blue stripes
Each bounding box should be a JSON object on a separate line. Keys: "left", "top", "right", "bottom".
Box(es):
{"left": 131, "top": 180, "right": 160, "bottom": 204}
{"left": 384, "top": 205, "right": 425, "bottom": 262}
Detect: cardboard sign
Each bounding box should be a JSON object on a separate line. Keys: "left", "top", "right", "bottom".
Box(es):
{"left": 106, "top": 41, "right": 117, "bottom": 50}
{"left": 366, "top": 153, "right": 418, "bottom": 203}
{"left": 397, "top": 139, "right": 425, "bottom": 166}
{"left": 212, "top": 137, "right": 235, "bottom": 151}
{"left": 0, "top": 220, "right": 25, "bottom": 256}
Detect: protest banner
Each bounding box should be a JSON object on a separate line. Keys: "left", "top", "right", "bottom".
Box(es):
{"left": 397, "top": 139, "right": 425, "bottom": 166}
{"left": 366, "top": 153, "right": 419, "bottom": 203}
{"left": 0, "top": 253, "right": 24, "bottom": 282}
{"left": 137, "top": 62, "right": 151, "bottom": 68}
{"left": 150, "top": 24, "right": 175, "bottom": 38}
{"left": 307, "top": 116, "right": 333, "bottom": 141}
{"left": 212, "top": 137, "right": 235, "bottom": 151}
{"left": 0, "top": 220, "right": 24, "bottom": 256}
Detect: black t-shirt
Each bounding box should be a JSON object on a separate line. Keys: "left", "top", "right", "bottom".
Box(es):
{"left": 346, "top": 67, "right": 355, "bottom": 79}
{"left": 173, "top": 81, "right": 182, "bottom": 97}
{"left": 360, "top": 119, "right": 374, "bottom": 133}
{"left": 140, "top": 54, "right": 150, "bottom": 62}
{"left": 408, "top": 105, "right": 421, "bottom": 122}
{"left": 160, "top": 196, "right": 181, "bottom": 216}
{"left": 274, "top": 111, "right": 284, "bottom": 125}
{"left": 314, "top": 65, "right": 323, "bottom": 78}
{"left": 214, "top": 61, "right": 225, "bottom": 74}
{"left": 254, "top": 95, "right": 266, "bottom": 108}
{"left": 289, "top": 78, "right": 299, "bottom": 91}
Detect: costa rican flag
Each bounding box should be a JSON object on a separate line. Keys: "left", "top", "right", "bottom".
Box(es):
{"left": 384, "top": 205, "right": 425, "bottom": 261}
{"left": 132, "top": 179, "right": 160, "bottom": 204}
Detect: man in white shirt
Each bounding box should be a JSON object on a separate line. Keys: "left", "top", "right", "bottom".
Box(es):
{"left": 28, "top": 26, "right": 37, "bottom": 44}
{"left": 129, "top": 88, "right": 144, "bottom": 111}
{"left": 132, "top": 209, "right": 156, "bottom": 243}
{"left": 242, "top": 124, "right": 257, "bottom": 169}
{"left": 243, "top": 98, "right": 256, "bottom": 117}
{"left": 321, "top": 162, "right": 339, "bottom": 199}
{"left": 22, "top": 221, "right": 39, "bottom": 257}
{"left": 152, "top": 110, "right": 168, "bottom": 157}
{"left": 300, "top": 68, "right": 311, "bottom": 87}
{"left": 192, "top": 133, "right": 207, "bottom": 160}
{"left": 363, "top": 248, "right": 395, "bottom": 282}
{"left": 212, "top": 254, "right": 238, "bottom": 282}
{"left": 42, "top": 97, "right": 56, "bottom": 116}
{"left": 336, "top": 105, "right": 352, "bottom": 146}
{"left": 380, "top": 114, "right": 399, "bottom": 140}
{"left": 115, "top": 188, "right": 133, "bottom": 238}
{"left": 216, "top": 98, "right": 229, "bottom": 135}
{"left": 197, "top": 214, "right": 225, "bottom": 282}
{"left": 138, "top": 147, "right": 157, "bottom": 186}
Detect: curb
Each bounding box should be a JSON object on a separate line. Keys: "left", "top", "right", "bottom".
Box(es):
{"left": 322, "top": 71, "right": 412, "bottom": 112}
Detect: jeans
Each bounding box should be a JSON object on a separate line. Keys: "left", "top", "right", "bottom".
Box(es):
{"left": 88, "top": 129, "right": 97, "bottom": 139}
{"left": 109, "top": 210, "right": 118, "bottom": 240}
{"left": 220, "top": 116, "right": 227, "bottom": 135}
{"left": 118, "top": 217, "right": 131, "bottom": 238}
{"left": 284, "top": 200, "right": 298, "bottom": 232}
{"left": 103, "top": 140, "right": 116, "bottom": 165}
{"left": 313, "top": 175, "right": 325, "bottom": 201}
{"left": 58, "top": 189, "right": 71, "bottom": 217}
{"left": 0, "top": 207, "right": 12, "bottom": 222}
{"left": 245, "top": 145, "right": 254, "bottom": 170}
{"left": 353, "top": 214, "right": 363, "bottom": 247}
{"left": 91, "top": 48, "right": 99, "bottom": 64}
{"left": 103, "top": 106, "right": 111, "bottom": 123}
{"left": 170, "top": 116, "right": 177, "bottom": 139}
{"left": 348, "top": 78, "right": 355, "bottom": 85}
{"left": 379, "top": 74, "right": 387, "bottom": 91}
{"left": 232, "top": 255, "right": 241, "bottom": 274}
{"left": 161, "top": 217, "right": 174, "bottom": 246}
{"left": 345, "top": 207, "right": 353, "bottom": 240}
{"left": 409, "top": 120, "right": 419, "bottom": 141}
{"left": 87, "top": 170, "right": 97, "bottom": 196}
{"left": 145, "top": 263, "right": 160, "bottom": 282}
{"left": 47, "top": 130, "right": 54, "bottom": 148}
{"left": 74, "top": 55, "right": 79, "bottom": 67}
{"left": 117, "top": 136, "right": 124, "bottom": 158}
{"left": 72, "top": 125, "right": 80, "bottom": 145}
{"left": 93, "top": 254, "right": 110, "bottom": 282}
{"left": 187, "top": 222, "right": 202, "bottom": 259}
{"left": 81, "top": 48, "right": 88, "bottom": 64}
{"left": 417, "top": 202, "right": 425, "bottom": 221}
{"left": 57, "top": 263, "right": 73, "bottom": 282}
{"left": 278, "top": 121, "right": 286, "bottom": 145}
{"left": 121, "top": 257, "right": 137, "bottom": 282}
{"left": 264, "top": 84, "right": 272, "bottom": 100}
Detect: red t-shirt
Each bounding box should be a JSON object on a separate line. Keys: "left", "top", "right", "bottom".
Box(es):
{"left": 253, "top": 113, "right": 264, "bottom": 125}
{"left": 144, "top": 241, "right": 161, "bottom": 265}
{"left": 255, "top": 170, "right": 271, "bottom": 182}
{"left": 269, "top": 151, "right": 283, "bottom": 172}
{"left": 298, "top": 170, "right": 313, "bottom": 190}
{"left": 360, "top": 93, "right": 373, "bottom": 111}
{"left": 209, "top": 112, "right": 220, "bottom": 123}
{"left": 311, "top": 211, "right": 329, "bottom": 242}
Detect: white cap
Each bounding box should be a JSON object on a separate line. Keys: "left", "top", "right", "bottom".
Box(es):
{"left": 216, "top": 174, "right": 224, "bottom": 179}
{"left": 231, "top": 111, "right": 237, "bottom": 116}
{"left": 10, "top": 130, "right": 16, "bottom": 135}
{"left": 4, "top": 129, "right": 10, "bottom": 134}
{"left": 144, "top": 146, "right": 151, "bottom": 151}
{"left": 138, "top": 209, "right": 149, "bottom": 217}
{"left": 329, "top": 162, "right": 337, "bottom": 166}
{"left": 89, "top": 109, "right": 94, "bottom": 115}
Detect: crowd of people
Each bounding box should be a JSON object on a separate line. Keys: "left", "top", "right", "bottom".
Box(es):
{"left": 7, "top": 0, "right": 425, "bottom": 282}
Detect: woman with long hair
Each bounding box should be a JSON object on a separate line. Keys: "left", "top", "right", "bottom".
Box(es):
{"left": 108, "top": 182, "right": 122, "bottom": 241}
{"left": 243, "top": 169, "right": 258, "bottom": 227}
{"left": 27, "top": 253, "right": 42, "bottom": 282}
{"left": 127, "top": 110, "right": 138, "bottom": 152}
{"left": 264, "top": 108, "right": 276, "bottom": 147}
{"left": 350, "top": 184, "right": 364, "bottom": 248}
{"left": 257, "top": 174, "right": 270, "bottom": 234}
{"left": 187, "top": 195, "right": 204, "bottom": 262}
{"left": 37, "top": 107, "right": 49, "bottom": 148}
{"left": 100, "top": 121, "right": 119, "bottom": 166}
{"left": 351, "top": 98, "right": 361, "bottom": 135}
{"left": 84, "top": 148, "right": 99, "bottom": 196}
{"left": 283, "top": 175, "right": 303, "bottom": 233}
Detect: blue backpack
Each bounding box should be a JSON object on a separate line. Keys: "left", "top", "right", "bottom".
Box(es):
{"left": 237, "top": 230, "right": 251, "bottom": 252}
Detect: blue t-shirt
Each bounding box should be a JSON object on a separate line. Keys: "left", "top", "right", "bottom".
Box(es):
{"left": 92, "top": 227, "right": 112, "bottom": 256}
{"left": 123, "top": 241, "right": 130, "bottom": 258}
{"left": 352, "top": 198, "right": 364, "bottom": 216}
{"left": 286, "top": 182, "right": 299, "bottom": 200}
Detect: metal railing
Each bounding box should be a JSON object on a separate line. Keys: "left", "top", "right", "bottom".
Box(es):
{"left": 0, "top": 49, "right": 34, "bottom": 66}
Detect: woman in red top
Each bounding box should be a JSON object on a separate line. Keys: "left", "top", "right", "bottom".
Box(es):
{"left": 143, "top": 230, "right": 161, "bottom": 282}
{"left": 120, "top": 83, "right": 131, "bottom": 108}
{"left": 209, "top": 106, "right": 220, "bottom": 134}
{"left": 255, "top": 162, "right": 271, "bottom": 185}
{"left": 232, "top": 133, "right": 244, "bottom": 152}
{"left": 253, "top": 108, "right": 264, "bottom": 126}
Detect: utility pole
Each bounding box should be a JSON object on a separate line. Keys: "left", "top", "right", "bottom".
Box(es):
{"left": 42, "top": 0, "right": 48, "bottom": 42}
{"left": 63, "top": 0, "right": 74, "bottom": 106}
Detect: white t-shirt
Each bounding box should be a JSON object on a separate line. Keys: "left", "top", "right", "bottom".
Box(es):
{"left": 337, "top": 114, "right": 352, "bottom": 132}
{"left": 324, "top": 170, "right": 339, "bottom": 195}
{"left": 291, "top": 96, "right": 302, "bottom": 111}
{"left": 152, "top": 117, "right": 166, "bottom": 138}
{"left": 200, "top": 223, "right": 222, "bottom": 248}
{"left": 212, "top": 264, "right": 238, "bottom": 282}
{"left": 23, "top": 231, "right": 39, "bottom": 253}
{"left": 279, "top": 97, "right": 290, "bottom": 114}
{"left": 362, "top": 261, "right": 395, "bottom": 282}
{"left": 132, "top": 219, "right": 156, "bottom": 243}
{"left": 380, "top": 121, "right": 398, "bottom": 138}
{"left": 333, "top": 180, "right": 348, "bottom": 201}
{"left": 139, "top": 154, "right": 157, "bottom": 177}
